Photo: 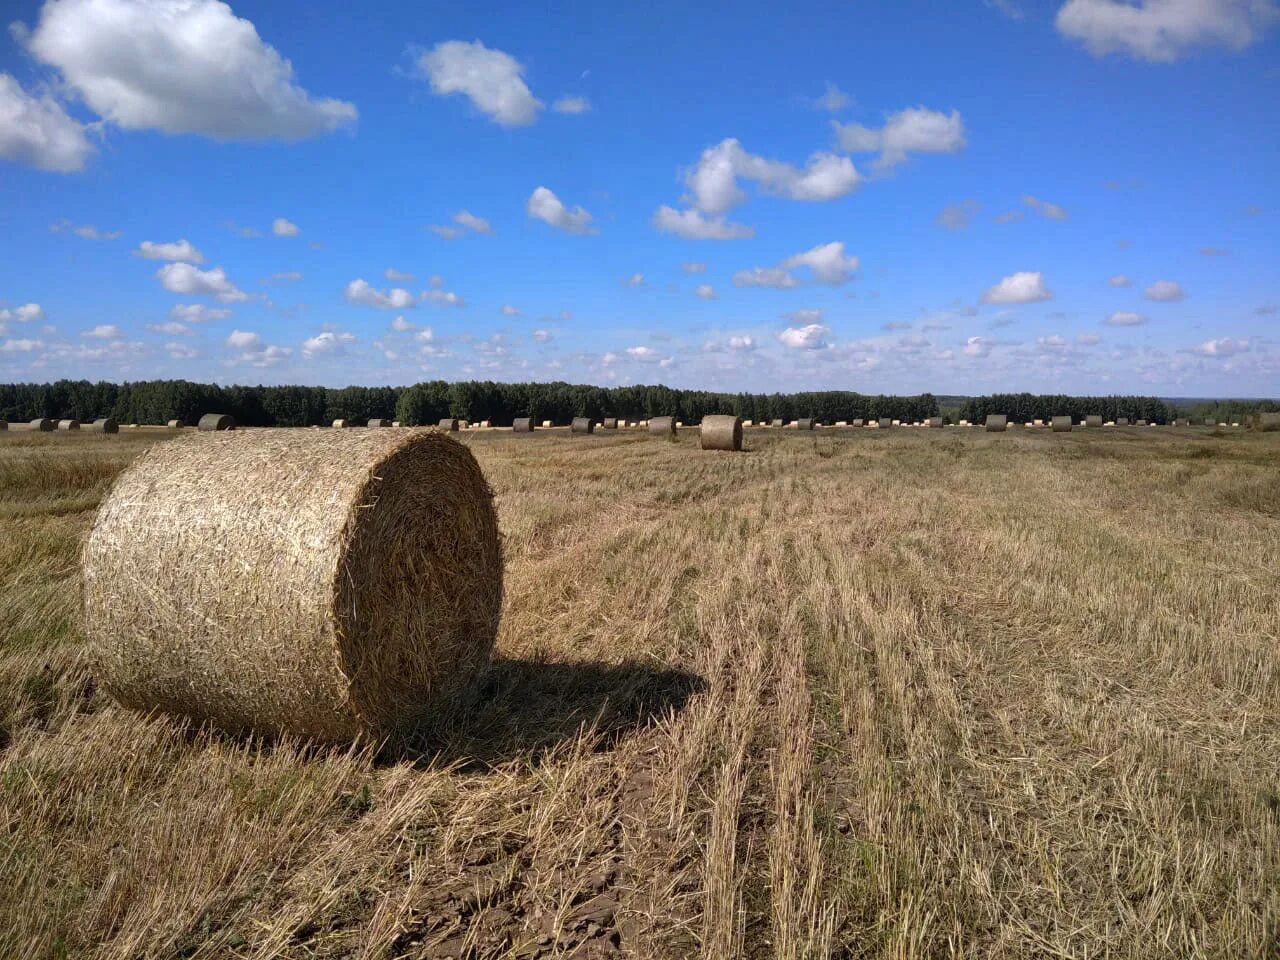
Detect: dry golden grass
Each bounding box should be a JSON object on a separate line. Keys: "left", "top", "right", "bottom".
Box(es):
{"left": 1, "top": 425, "right": 1277, "bottom": 959}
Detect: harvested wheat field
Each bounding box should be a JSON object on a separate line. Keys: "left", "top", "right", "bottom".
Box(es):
{"left": 1, "top": 426, "right": 1278, "bottom": 959}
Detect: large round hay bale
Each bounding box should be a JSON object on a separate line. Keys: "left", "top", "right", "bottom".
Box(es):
{"left": 1051, "top": 416, "right": 1072, "bottom": 432}
{"left": 198, "top": 413, "right": 236, "bottom": 432}
{"left": 927, "top": 417, "right": 943, "bottom": 428}
{"left": 602, "top": 417, "right": 618, "bottom": 430}
{"left": 542, "top": 420, "right": 554, "bottom": 428}
{"left": 368, "top": 419, "right": 392, "bottom": 428}
{"left": 82, "top": 429, "right": 503, "bottom": 743}
{"left": 512, "top": 417, "right": 535, "bottom": 432}
{"left": 1136, "top": 419, "right": 1148, "bottom": 426}
{"left": 58, "top": 419, "right": 80, "bottom": 431}
{"left": 1117, "top": 417, "right": 1129, "bottom": 426}
{"left": 649, "top": 416, "right": 676, "bottom": 437}
{"left": 1253, "top": 412, "right": 1280, "bottom": 432}
{"left": 797, "top": 418, "right": 816, "bottom": 430}
{"left": 571, "top": 417, "right": 594, "bottom": 434}
{"left": 1085, "top": 415, "right": 1102, "bottom": 428}
{"left": 332, "top": 419, "right": 352, "bottom": 429}
{"left": 89, "top": 418, "right": 119, "bottom": 434}
{"left": 877, "top": 417, "right": 892, "bottom": 429}
{"left": 438, "top": 418, "right": 459, "bottom": 432}
{"left": 985, "top": 415, "right": 1008, "bottom": 432}
{"left": 700, "top": 415, "right": 742, "bottom": 451}
{"left": 1173, "top": 418, "right": 1190, "bottom": 427}
{"left": 852, "top": 418, "right": 865, "bottom": 427}
{"left": 167, "top": 419, "right": 185, "bottom": 429}
{"left": 29, "top": 418, "right": 54, "bottom": 432}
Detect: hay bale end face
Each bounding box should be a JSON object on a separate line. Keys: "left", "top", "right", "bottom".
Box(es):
{"left": 1136, "top": 419, "right": 1148, "bottom": 426}
{"left": 700, "top": 415, "right": 743, "bottom": 451}
{"left": 1051, "top": 416, "right": 1072, "bottom": 432}
{"left": 89, "top": 418, "right": 119, "bottom": 434}
{"left": 1085, "top": 415, "right": 1103, "bottom": 428}
{"left": 57, "top": 419, "right": 80, "bottom": 431}
{"left": 368, "top": 419, "right": 392, "bottom": 428}
{"left": 332, "top": 419, "right": 352, "bottom": 429}
{"left": 649, "top": 416, "right": 676, "bottom": 438}
{"left": 797, "top": 418, "right": 815, "bottom": 430}
{"left": 438, "top": 418, "right": 460, "bottom": 432}
{"left": 877, "top": 418, "right": 892, "bottom": 429}
{"left": 512, "top": 417, "right": 535, "bottom": 432}
{"left": 852, "top": 418, "right": 865, "bottom": 427}
{"left": 29, "top": 418, "right": 55, "bottom": 432}
{"left": 167, "top": 419, "right": 185, "bottom": 429}
{"left": 542, "top": 420, "right": 554, "bottom": 428}
{"left": 985, "top": 415, "right": 1008, "bottom": 432}
{"left": 571, "top": 417, "right": 595, "bottom": 434}
{"left": 602, "top": 417, "right": 618, "bottom": 429}
{"left": 198, "top": 413, "right": 236, "bottom": 432}
{"left": 82, "top": 429, "right": 503, "bottom": 743}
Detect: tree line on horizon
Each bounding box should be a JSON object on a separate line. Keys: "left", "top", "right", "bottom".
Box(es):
{"left": 0, "top": 379, "right": 1272, "bottom": 428}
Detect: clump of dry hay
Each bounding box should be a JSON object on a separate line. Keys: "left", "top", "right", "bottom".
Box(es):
{"left": 1051, "top": 416, "right": 1072, "bottom": 432}
{"left": 198, "top": 413, "right": 236, "bottom": 431}
{"left": 167, "top": 419, "right": 185, "bottom": 429}
{"left": 29, "top": 418, "right": 54, "bottom": 432}
{"left": 438, "top": 418, "right": 460, "bottom": 432}
{"left": 512, "top": 417, "right": 535, "bottom": 432}
{"left": 1085, "top": 415, "right": 1103, "bottom": 428}
{"left": 1253, "top": 412, "right": 1280, "bottom": 432}
{"left": 985, "top": 414, "right": 1008, "bottom": 432}
{"left": 571, "top": 417, "right": 594, "bottom": 434}
{"left": 82, "top": 429, "right": 503, "bottom": 743}
{"left": 797, "top": 418, "right": 815, "bottom": 430}
{"left": 927, "top": 417, "right": 943, "bottom": 428}
{"left": 650, "top": 416, "right": 676, "bottom": 437}
{"left": 700, "top": 415, "right": 743, "bottom": 451}
{"left": 602, "top": 417, "right": 618, "bottom": 429}
{"left": 368, "top": 419, "right": 392, "bottom": 428}
{"left": 58, "top": 419, "right": 80, "bottom": 431}
{"left": 332, "top": 419, "right": 353, "bottom": 429}
{"left": 88, "top": 418, "right": 119, "bottom": 434}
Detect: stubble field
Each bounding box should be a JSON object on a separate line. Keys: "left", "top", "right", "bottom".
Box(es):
{"left": 1, "top": 424, "right": 1277, "bottom": 959}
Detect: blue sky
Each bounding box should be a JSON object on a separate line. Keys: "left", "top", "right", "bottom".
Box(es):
{"left": 1, "top": 0, "right": 1277, "bottom": 395}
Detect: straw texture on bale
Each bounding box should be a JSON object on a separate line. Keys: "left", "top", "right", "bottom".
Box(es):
{"left": 1085, "top": 415, "right": 1103, "bottom": 428}
{"left": 1253, "top": 412, "right": 1280, "bottom": 432}
{"left": 602, "top": 417, "right": 618, "bottom": 429}
{"left": 29, "top": 418, "right": 54, "bottom": 432}
{"left": 512, "top": 417, "right": 535, "bottom": 432}
{"left": 571, "top": 417, "right": 594, "bottom": 434}
{"left": 368, "top": 419, "right": 392, "bottom": 428}
{"left": 438, "top": 418, "right": 460, "bottom": 432}
{"left": 771, "top": 419, "right": 784, "bottom": 427}
{"left": 198, "top": 413, "right": 236, "bottom": 432}
{"left": 650, "top": 416, "right": 676, "bottom": 437}
{"left": 700, "top": 415, "right": 743, "bottom": 451}
{"left": 797, "top": 418, "right": 815, "bottom": 430}
{"left": 852, "top": 419, "right": 864, "bottom": 427}
{"left": 332, "top": 419, "right": 352, "bottom": 429}
{"left": 927, "top": 417, "right": 943, "bottom": 428}
{"left": 89, "top": 418, "right": 119, "bottom": 434}
{"left": 878, "top": 418, "right": 892, "bottom": 429}
{"left": 1051, "top": 416, "right": 1072, "bottom": 432}
{"left": 167, "top": 419, "right": 185, "bottom": 429}
{"left": 985, "top": 415, "right": 1008, "bottom": 432}
{"left": 82, "top": 429, "right": 503, "bottom": 743}
{"left": 58, "top": 419, "right": 80, "bottom": 431}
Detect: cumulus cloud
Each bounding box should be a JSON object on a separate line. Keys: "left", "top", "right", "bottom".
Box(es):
{"left": 416, "top": 40, "right": 541, "bottom": 126}
{"left": 625, "top": 345, "right": 667, "bottom": 362}
{"left": 0, "top": 303, "right": 46, "bottom": 324}
{"left": 272, "top": 217, "right": 299, "bottom": 237}
{"left": 170, "top": 303, "right": 230, "bottom": 323}
{"left": 21, "top": 0, "right": 357, "bottom": 139}
{"left": 0, "top": 73, "right": 94, "bottom": 172}
{"left": 832, "top": 107, "right": 965, "bottom": 170}
{"left": 815, "top": 82, "right": 851, "bottom": 112}
{"left": 733, "top": 266, "right": 797, "bottom": 289}
{"left": 621, "top": 273, "right": 645, "bottom": 288}
{"left": 981, "top": 271, "right": 1053, "bottom": 304}
{"left": 423, "top": 289, "right": 464, "bottom": 307}
{"left": 937, "top": 200, "right": 980, "bottom": 230}
{"left": 135, "top": 239, "right": 204, "bottom": 262}
{"left": 301, "top": 330, "right": 355, "bottom": 358}
{"left": 1109, "top": 274, "right": 1132, "bottom": 287}
{"left": 431, "top": 209, "right": 492, "bottom": 238}
{"left": 728, "top": 334, "right": 756, "bottom": 350}
{"left": 527, "top": 186, "right": 596, "bottom": 234}
{"left": 1106, "top": 310, "right": 1148, "bottom": 325}
{"left": 652, "top": 206, "right": 754, "bottom": 240}
{"left": 1055, "top": 0, "right": 1279, "bottom": 62}
{"left": 1022, "top": 194, "right": 1069, "bottom": 219}
{"left": 552, "top": 96, "right": 590, "bottom": 114}
{"left": 225, "top": 328, "right": 291, "bottom": 366}
{"left": 532, "top": 329, "right": 553, "bottom": 342}
{"left": 783, "top": 241, "right": 859, "bottom": 284}
{"left": 1145, "top": 279, "right": 1185, "bottom": 301}
{"left": 963, "top": 336, "right": 993, "bottom": 357}
{"left": 50, "top": 219, "right": 119, "bottom": 239}
{"left": 986, "top": 0, "right": 1026, "bottom": 19}
{"left": 165, "top": 342, "right": 197, "bottom": 359}
{"left": 778, "top": 323, "right": 830, "bottom": 349}
{"left": 501, "top": 304, "right": 521, "bottom": 316}
{"left": 1077, "top": 333, "right": 1102, "bottom": 345}
{"left": 1, "top": 338, "right": 46, "bottom": 352}
{"left": 683, "top": 138, "right": 861, "bottom": 214}
{"left": 81, "top": 323, "right": 121, "bottom": 338}
{"left": 389, "top": 315, "right": 416, "bottom": 332}
{"left": 158, "top": 263, "right": 248, "bottom": 302}
{"left": 1192, "top": 336, "right": 1250, "bottom": 356}
{"left": 344, "top": 278, "right": 416, "bottom": 310}
{"left": 695, "top": 284, "right": 717, "bottom": 299}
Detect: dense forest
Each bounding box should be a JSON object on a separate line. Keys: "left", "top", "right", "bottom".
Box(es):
{"left": 0, "top": 379, "right": 1273, "bottom": 427}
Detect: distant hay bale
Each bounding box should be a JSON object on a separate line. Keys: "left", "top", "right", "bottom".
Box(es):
{"left": 167, "top": 419, "right": 185, "bottom": 429}
{"left": 1033, "top": 419, "right": 1044, "bottom": 427}
{"left": 852, "top": 418, "right": 864, "bottom": 427}
{"left": 1051, "top": 416, "right": 1072, "bottom": 432}
{"left": 512, "top": 417, "right": 535, "bottom": 432}
{"left": 1174, "top": 418, "right": 1190, "bottom": 427}
{"left": 571, "top": 417, "right": 594, "bottom": 434}
{"left": 368, "top": 419, "right": 392, "bottom": 428}
{"left": 58, "top": 419, "right": 81, "bottom": 431}
{"left": 700, "top": 415, "right": 743, "bottom": 451}
{"left": 83, "top": 428, "right": 502, "bottom": 743}
{"left": 1203, "top": 418, "right": 1214, "bottom": 427}
{"left": 1117, "top": 417, "right": 1129, "bottom": 426}
{"left": 1024, "top": 422, "right": 1034, "bottom": 428}
{"left": 479, "top": 420, "right": 491, "bottom": 429}
{"left": 927, "top": 417, "right": 943, "bottom": 428}
{"left": 1136, "top": 419, "right": 1148, "bottom": 426}
{"left": 877, "top": 417, "right": 892, "bottom": 429}
{"left": 985, "top": 415, "right": 1008, "bottom": 432}
{"left": 542, "top": 420, "right": 554, "bottom": 428}
{"left": 332, "top": 419, "right": 353, "bottom": 429}
{"left": 1253, "top": 412, "right": 1280, "bottom": 432}
{"left": 89, "top": 418, "right": 119, "bottom": 434}
{"left": 1104, "top": 421, "right": 1116, "bottom": 427}
{"left": 198, "top": 413, "right": 236, "bottom": 432}
{"left": 770, "top": 418, "right": 783, "bottom": 427}
{"left": 649, "top": 416, "right": 676, "bottom": 437}
{"left": 892, "top": 419, "right": 901, "bottom": 426}
{"left": 1085, "top": 415, "right": 1102, "bottom": 428}
{"left": 603, "top": 417, "right": 618, "bottom": 429}
{"left": 437, "top": 418, "right": 460, "bottom": 432}
{"left": 392, "top": 421, "right": 402, "bottom": 427}
{"left": 835, "top": 420, "right": 848, "bottom": 427}
{"left": 29, "top": 418, "right": 55, "bottom": 432}
{"left": 797, "top": 418, "right": 815, "bottom": 430}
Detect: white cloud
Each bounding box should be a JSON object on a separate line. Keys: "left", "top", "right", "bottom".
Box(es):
{"left": 625, "top": 345, "right": 665, "bottom": 362}
{"left": 344, "top": 278, "right": 416, "bottom": 310}
{"left": 778, "top": 323, "right": 830, "bottom": 349}
{"left": 170, "top": 303, "right": 230, "bottom": 323}
{"left": 1109, "top": 274, "right": 1132, "bottom": 287}
{"left": 652, "top": 206, "right": 754, "bottom": 240}
{"left": 684, "top": 138, "right": 861, "bottom": 214}
{"left": 272, "top": 217, "right": 299, "bottom": 237}
{"left": 301, "top": 330, "right": 355, "bottom": 358}
{"left": 423, "top": 289, "right": 464, "bottom": 307}
{"left": 429, "top": 225, "right": 461, "bottom": 239}
{"left": 147, "top": 321, "right": 192, "bottom": 335}
{"left": 165, "top": 341, "right": 197, "bottom": 359}
{"left": 415, "top": 328, "right": 435, "bottom": 343}
{"left": 981, "top": 271, "right": 1053, "bottom": 304}
{"left": 963, "top": 336, "right": 993, "bottom": 357}
{"left": 1022, "top": 194, "right": 1068, "bottom": 219}
{"left": 552, "top": 96, "right": 590, "bottom": 114}
{"left": 429, "top": 275, "right": 445, "bottom": 287}
{"left": 1037, "top": 334, "right": 1069, "bottom": 349}
{"left": 452, "top": 210, "right": 491, "bottom": 234}
{"left": 501, "top": 304, "right": 521, "bottom": 316}
{"left": 0, "top": 72, "right": 93, "bottom": 172}
{"left": 1106, "top": 311, "right": 1148, "bottom": 326}
{"left": 986, "top": 0, "right": 1025, "bottom": 19}
{"left": 527, "top": 186, "right": 596, "bottom": 234}
{"left": 1192, "top": 336, "right": 1250, "bottom": 356}
{"left": 1055, "top": 0, "right": 1279, "bottom": 62}
{"left": 682, "top": 261, "right": 707, "bottom": 273}
{"left": 1, "top": 338, "right": 45, "bottom": 352}
{"left": 1199, "top": 246, "right": 1230, "bottom": 256}
{"left": 622, "top": 273, "right": 645, "bottom": 287}
{"left": 532, "top": 329, "right": 552, "bottom": 342}
{"left": 82, "top": 323, "right": 121, "bottom": 338}
{"left": 937, "top": 201, "right": 980, "bottom": 230}
{"left": 1077, "top": 333, "right": 1102, "bottom": 345}
{"left": 22, "top": 0, "right": 357, "bottom": 139}
{"left": 416, "top": 39, "right": 541, "bottom": 126}
{"left": 158, "top": 263, "right": 248, "bottom": 302}
{"left": 50, "top": 219, "right": 119, "bottom": 239}
{"left": 786, "top": 309, "right": 824, "bottom": 324}
{"left": 733, "top": 266, "right": 797, "bottom": 289}
{"left": 0, "top": 303, "right": 46, "bottom": 324}
{"left": 226, "top": 329, "right": 259, "bottom": 349}
{"left": 815, "top": 82, "right": 851, "bottom": 112}
{"left": 390, "top": 315, "right": 416, "bottom": 332}
{"left": 385, "top": 267, "right": 414, "bottom": 282}
{"left": 695, "top": 284, "right": 717, "bottom": 300}
{"left": 783, "top": 241, "right": 859, "bottom": 284}
{"left": 135, "top": 239, "right": 204, "bottom": 263}
{"left": 1145, "top": 279, "right": 1185, "bottom": 301}
{"left": 225, "top": 328, "right": 291, "bottom": 366}
{"left": 728, "top": 334, "right": 756, "bottom": 350}
{"left": 832, "top": 107, "right": 965, "bottom": 170}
